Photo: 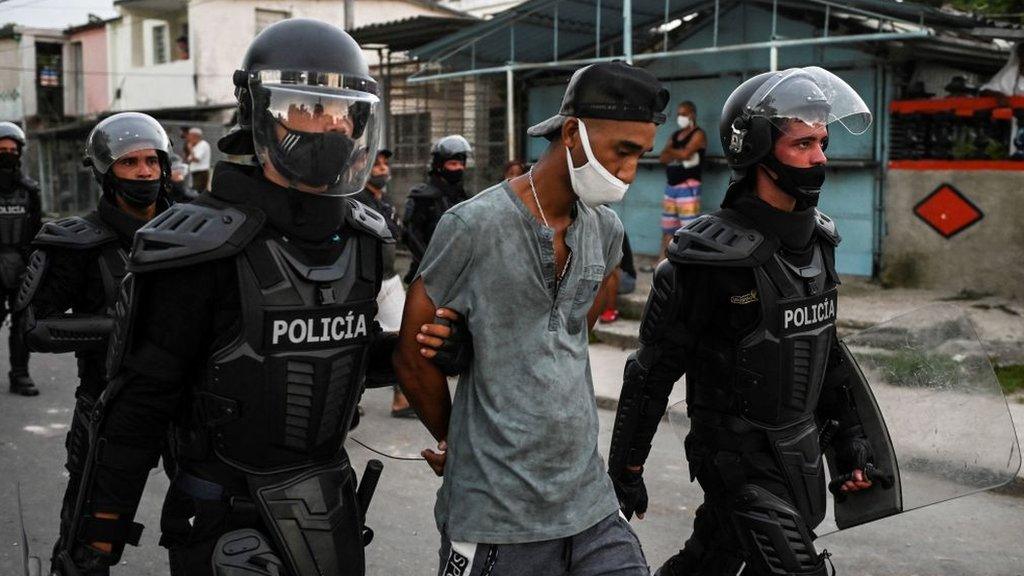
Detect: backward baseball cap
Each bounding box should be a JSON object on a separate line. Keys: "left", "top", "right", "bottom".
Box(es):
{"left": 527, "top": 61, "right": 671, "bottom": 141}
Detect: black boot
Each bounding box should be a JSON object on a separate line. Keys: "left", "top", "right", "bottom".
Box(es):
{"left": 9, "top": 318, "right": 36, "bottom": 395}
{"left": 9, "top": 370, "right": 38, "bottom": 396}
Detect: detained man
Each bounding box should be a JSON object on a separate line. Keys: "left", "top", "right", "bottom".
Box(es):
{"left": 394, "top": 61, "right": 669, "bottom": 576}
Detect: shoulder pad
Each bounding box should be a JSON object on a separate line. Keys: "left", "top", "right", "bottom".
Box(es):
{"left": 814, "top": 209, "right": 841, "bottom": 246}
{"left": 408, "top": 183, "right": 441, "bottom": 199}
{"left": 33, "top": 216, "right": 117, "bottom": 249}
{"left": 128, "top": 200, "right": 265, "bottom": 273}
{"left": 667, "top": 211, "right": 776, "bottom": 267}
{"left": 19, "top": 175, "right": 40, "bottom": 192}
{"left": 346, "top": 199, "right": 394, "bottom": 243}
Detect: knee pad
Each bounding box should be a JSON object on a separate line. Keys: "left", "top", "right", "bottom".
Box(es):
{"left": 211, "top": 529, "right": 285, "bottom": 576}
{"left": 730, "top": 485, "right": 826, "bottom": 576}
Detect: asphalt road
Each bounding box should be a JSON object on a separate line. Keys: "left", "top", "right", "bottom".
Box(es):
{"left": 1, "top": 339, "right": 1022, "bottom": 575}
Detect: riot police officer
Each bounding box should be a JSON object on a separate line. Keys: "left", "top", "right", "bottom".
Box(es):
{"left": 607, "top": 67, "right": 878, "bottom": 576}
{"left": 14, "top": 112, "right": 172, "bottom": 575}
{"left": 59, "top": 20, "right": 394, "bottom": 576}
{"left": 0, "top": 121, "right": 41, "bottom": 396}
{"left": 402, "top": 134, "right": 471, "bottom": 282}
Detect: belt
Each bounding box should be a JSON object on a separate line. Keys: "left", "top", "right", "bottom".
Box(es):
{"left": 175, "top": 471, "right": 230, "bottom": 501}
{"left": 171, "top": 471, "right": 259, "bottom": 524}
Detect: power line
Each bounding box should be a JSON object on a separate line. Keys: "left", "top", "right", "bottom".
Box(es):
{"left": 0, "top": 64, "right": 224, "bottom": 78}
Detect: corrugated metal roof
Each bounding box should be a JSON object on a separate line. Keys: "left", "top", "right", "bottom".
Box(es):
{"left": 410, "top": 0, "right": 1019, "bottom": 70}
{"left": 351, "top": 15, "right": 479, "bottom": 51}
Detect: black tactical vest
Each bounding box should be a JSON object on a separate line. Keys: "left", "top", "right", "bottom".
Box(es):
{"left": 199, "top": 233, "right": 380, "bottom": 473}
{"left": 671, "top": 209, "right": 841, "bottom": 428}
{"left": 0, "top": 186, "right": 33, "bottom": 247}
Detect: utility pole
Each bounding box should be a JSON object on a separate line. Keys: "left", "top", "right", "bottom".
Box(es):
{"left": 345, "top": 0, "right": 354, "bottom": 30}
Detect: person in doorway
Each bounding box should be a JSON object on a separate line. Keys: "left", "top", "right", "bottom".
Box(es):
{"left": 650, "top": 101, "right": 706, "bottom": 269}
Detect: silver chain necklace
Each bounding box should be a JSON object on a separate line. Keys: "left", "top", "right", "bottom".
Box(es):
{"left": 528, "top": 168, "right": 571, "bottom": 283}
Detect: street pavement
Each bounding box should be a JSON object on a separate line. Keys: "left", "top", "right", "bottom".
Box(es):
{"left": 1, "top": 336, "right": 1023, "bottom": 575}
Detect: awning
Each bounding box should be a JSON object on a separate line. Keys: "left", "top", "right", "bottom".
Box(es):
{"left": 408, "top": 0, "right": 1018, "bottom": 82}
{"left": 351, "top": 15, "right": 479, "bottom": 52}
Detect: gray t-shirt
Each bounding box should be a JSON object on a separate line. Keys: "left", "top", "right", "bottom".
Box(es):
{"left": 418, "top": 182, "right": 624, "bottom": 544}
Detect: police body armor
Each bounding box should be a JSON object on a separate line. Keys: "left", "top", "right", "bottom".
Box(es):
{"left": 115, "top": 196, "right": 391, "bottom": 575}
{"left": 669, "top": 207, "right": 841, "bottom": 527}
{"left": 18, "top": 214, "right": 126, "bottom": 370}
{"left": 0, "top": 181, "right": 34, "bottom": 247}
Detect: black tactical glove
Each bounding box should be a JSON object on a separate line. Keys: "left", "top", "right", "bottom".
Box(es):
{"left": 610, "top": 469, "right": 648, "bottom": 520}
{"left": 54, "top": 544, "right": 116, "bottom": 576}
{"left": 430, "top": 315, "right": 472, "bottom": 376}
{"left": 834, "top": 425, "right": 873, "bottom": 473}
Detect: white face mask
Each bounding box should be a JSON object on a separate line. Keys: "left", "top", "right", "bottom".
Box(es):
{"left": 565, "top": 119, "right": 629, "bottom": 207}
{"left": 677, "top": 115, "right": 691, "bottom": 129}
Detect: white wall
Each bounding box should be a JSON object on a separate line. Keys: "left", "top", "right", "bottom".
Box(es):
{"left": 0, "top": 39, "right": 27, "bottom": 121}
{"left": 107, "top": 15, "right": 196, "bottom": 112}
{"left": 191, "top": 0, "right": 458, "bottom": 106}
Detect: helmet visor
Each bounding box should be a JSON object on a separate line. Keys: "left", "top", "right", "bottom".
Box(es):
{"left": 745, "top": 67, "right": 872, "bottom": 136}
{"left": 251, "top": 71, "right": 381, "bottom": 195}
{"left": 87, "top": 113, "right": 170, "bottom": 175}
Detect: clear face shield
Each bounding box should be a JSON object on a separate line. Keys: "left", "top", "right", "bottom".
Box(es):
{"left": 250, "top": 70, "right": 381, "bottom": 195}
{"left": 746, "top": 66, "right": 873, "bottom": 137}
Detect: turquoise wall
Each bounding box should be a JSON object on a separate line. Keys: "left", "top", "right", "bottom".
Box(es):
{"left": 525, "top": 4, "right": 884, "bottom": 276}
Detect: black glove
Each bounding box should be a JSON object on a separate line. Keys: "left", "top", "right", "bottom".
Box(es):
{"left": 54, "top": 544, "right": 116, "bottom": 575}
{"left": 430, "top": 316, "right": 472, "bottom": 376}
{"left": 834, "top": 425, "right": 873, "bottom": 474}
{"left": 610, "top": 470, "right": 648, "bottom": 520}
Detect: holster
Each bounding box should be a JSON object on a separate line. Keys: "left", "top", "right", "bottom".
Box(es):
{"left": 248, "top": 459, "right": 365, "bottom": 576}
{"left": 767, "top": 418, "right": 827, "bottom": 528}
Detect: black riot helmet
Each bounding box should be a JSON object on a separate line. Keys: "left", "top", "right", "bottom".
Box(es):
{"left": 720, "top": 67, "right": 872, "bottom": 206}
{"left": 85, "top": 112, "right": 171, "bottom": 206}
{"left": 231, "top": 18, "right": 381, "bottom": 195}
{"left": 430, "top": 135, "right": 472, "bottom": 171}
{"left": 0, "top": 122, "right": 26, "bottom": 153}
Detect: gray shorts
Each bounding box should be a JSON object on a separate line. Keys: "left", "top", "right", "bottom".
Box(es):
{"left": 437, "top": 512, "right": 649, "bottom": 576}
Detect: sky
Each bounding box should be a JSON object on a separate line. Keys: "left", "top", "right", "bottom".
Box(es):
{"left": 1, "top": 0, "right": 118, "bottom": 31}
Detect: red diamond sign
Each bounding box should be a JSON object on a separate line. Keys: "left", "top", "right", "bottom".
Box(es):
{"left": 913, "top": 184, "right": 983, "bottom": 239}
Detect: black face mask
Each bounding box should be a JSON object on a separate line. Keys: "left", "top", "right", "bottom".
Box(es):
{"left": 760, "top": 155, "right": 826, "bottom": 208}
{"left": 366, "top": 173, "right": 390, "bottom": 190}
{"left": 438, "top": 168, "right": 464, "bottom": 186}
{"left": 114, "top": 177, "right": 163, "bottom": 208}
{"left": 0, "top": 154, "right": 19, "bottom": 190}
{"left": 269, "top": 125, "right": 356, "bottom": 189}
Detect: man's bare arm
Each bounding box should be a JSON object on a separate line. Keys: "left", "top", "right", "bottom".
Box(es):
{"left": 393, "top": 278, "right": 452, "bottom": 444}
{"left": 661, "top": 130, "right": 706, "bottom": 163}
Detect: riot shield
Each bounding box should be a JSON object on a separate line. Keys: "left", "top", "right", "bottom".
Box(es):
{"left": 16, "top": 483, "right": 42, "bottom": 576}
{"left": 668, "top": 304, "right": 1021, "bottom": 534}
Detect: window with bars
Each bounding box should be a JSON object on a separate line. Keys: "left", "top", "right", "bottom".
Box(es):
{"left": 152, "top": 24, "right": 168, "bottom": 64}
{"left": 256, "top": 9, "right": 290, "bottom": 35}
{"left": 391, "top": 112, "right": 432, "bottom": 166}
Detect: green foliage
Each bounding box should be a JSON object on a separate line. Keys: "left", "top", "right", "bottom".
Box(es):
{"left": 916, "top": 0, "right": 1024, "bottom": 21}
{"left": 995, "top": 364, "right": 1024, "bottom": 394}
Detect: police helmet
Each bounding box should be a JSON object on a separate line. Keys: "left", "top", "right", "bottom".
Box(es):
{"left": 232, "top": 18, "right": 381, "bottom": 195}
